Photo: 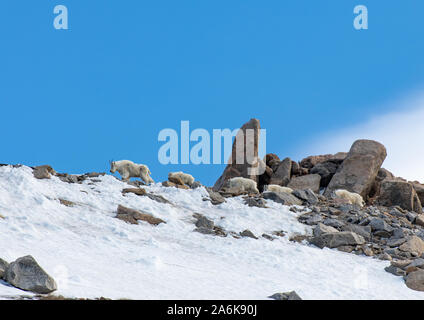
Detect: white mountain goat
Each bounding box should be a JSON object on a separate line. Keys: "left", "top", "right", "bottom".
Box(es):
{"left": 225, "top": 177, "right": 259, "bottom": 194}
{"left": 168, "top": 171, "right": 195, "bottom": 186}
{"left": 334, "top": 189, "right": 365, "bottom": 207}
{"left": 110, "top": 160, "right": 154, "bottom": 184}
{"left": 263, "top": 184, "right": 293, "bottom": 194}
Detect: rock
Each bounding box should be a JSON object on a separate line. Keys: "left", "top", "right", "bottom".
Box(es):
{"left": 310, "top": 161, "right": 339, "bottom": 187}
{"left": 194, "top": 227, "right": 216, "bottom": 235}
{"left": 84, "top": 172, "right": 106, "bottom": 178}
{"left": 205, "top": 188, "right": 226, "bottom": 205}
{"left": 195, "top": 215, "right": 214, "bottom": 230}
{"left": 269, "top": 157, "right": 292, "bottom": 186}
{"left": 122, "top": 188, "right": 147, "bottom": 196}
{"left": 257, "top": 164, "right": 273, "bottom": 192}
{"left": 262, "top": 192, "right": 302, "bottom": 206}
{"left": 292, "top": 189, "right": 319, "bottom": 205}
{"left": 369, "top": 218, "right": 394, "bottom": 234}
{"left": 58, "top": 174, "right": 79, "bottom": 184}
{"left": 190, "top": 181, "right": 203, "bottom": 189}
{"left": 412, "top": 182, "right": 424, "bottom": 207}
{"left": 342, "top": 224, "right": 371, "bottom": 241}
{"left": 325, "top": 139, "right": 387, "bottom": 199}
{"left": 407, "top": 258, "right": 424, "bottom": 269}
{"left": 384, "top": 265, "right": 406, "bottom": 277}
{"left": 116, "top": 205, "right": 165, "bottom": 226}
{"left": 405, "top": 270, "right": 424, "bottom": 291}
{"left": 240, "top": 229, "right": 258, "bottom": 239}
{"left": 323, "top": 218, "right": 344, "bottom": 229}
{"left": 399, "top": 236, "right": 424, "bottom": 256}
{"left": 268, "top": 291, "right": 302, "bottom": 300}
{"left": 0, "top": 258, "right": 8, "bottom": 279}
{"left": 289, "top": 234, "right": 309, "bottom": 243}
{"left": 244, "top": 197, "right": 267, "bottom": 208}
{"left": 300, "top": 153, "right": 347, "bottom": 169}
{"left": 59, "top": 199, "right": 76, "bottom": 207}
{"left": 415, "top": 215, "right": 424, "bottom": 227}
{"left": 145, "top": 193, "right": 172, "bottom": 204}
{"left": 213, "top": 119, "right": 261, "bottom": 191}
{"left": 313, "top": 223, "right": 339, "bottom": 237}
{"left": 5, "top": 256, "right": 57, "bottom": 294}
{"left": 310, "top": 231, "right": 365, "bottom": 249}
{"left": 162, "top": 181, "right": 190, "bottom": 189}
{"left": 33, "top": 165, "right": 56, "bottom": 179}
{"left": 377, "top": 180, "right": 422, "bottom": 213}
{"left": 290, "top": 161, "right": 301, "bottom": 176}
{"left": 287, "top": 174, "right": 321, "bottom": 194}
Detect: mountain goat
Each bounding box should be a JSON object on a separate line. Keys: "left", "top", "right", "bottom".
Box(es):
{"left": 110, "top": 160, "right": 154, "bottom": 185}
{"left": 168, "top": 171, "right": 195, "bottom": 186}
{"left": 334, "top": 189, "right": 365, "bottom": 207}
{"left": 263, "top": 184, "right": 293, "bottom": 194}
{"left": 225, "top": 177, "right": 259, "bottom": 194}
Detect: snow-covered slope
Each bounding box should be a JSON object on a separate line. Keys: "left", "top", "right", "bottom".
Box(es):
{"left": 0, "top": 165, "right": 423, "bottom": 300}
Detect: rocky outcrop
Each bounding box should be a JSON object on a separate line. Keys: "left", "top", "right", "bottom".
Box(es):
{"left": 5, "top": 256, "right": 57, "bottom": 294}
{"left": 269, "top": 157, "right": 292, "bottom": 186}
{"left": 287, "top": 174, "right": 321, "bottom": 193}
{"left": 116, "top": 205, "right": 165, "bottom": 226}
{"left": 406, "top": 270, "right": 424, "bottom": 291}
{"left": 213, "top": 119, "right": 261, "bottom": 191}
{"left": 377, "top": 180, "right": 422, "bottom": 213}
{"left": 300, "top": 152, "right": 347, "bottom": 169}
{"left": 325, "top": 140, "right": 387, "bottom": 199}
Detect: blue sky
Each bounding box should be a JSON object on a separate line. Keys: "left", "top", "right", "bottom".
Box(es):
{"left": 1, "top": 1, "right": 424, "bottom": 185}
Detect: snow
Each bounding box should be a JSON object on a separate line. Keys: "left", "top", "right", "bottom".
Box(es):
{"left": 0, "top": 165, "right": 423, "bottom": 300}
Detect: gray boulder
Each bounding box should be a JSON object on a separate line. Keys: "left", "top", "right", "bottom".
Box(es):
{"left": 325, "top": 139, "right": 387, "bottom": 199}
{"left": 292, "top": 188, "right": 319, "bottom": 205}
{"left": 406, "top": 270, "right": 424, "bottom": 291}
{"left": 269, "top": 157, "right": 292, "bottom": 186}
{"left": 313, "top": 223, "right": 339, "bottom": 237}
{"left": 310, "top": 231, "right": 365, "bottom": 249}
{"left": 287, "top": 174, "right": 321, "bottom": 194}
{"left": 269, "top": 291, "right": 302, "bottom": 300}
{"left": 377, "top": 180, "right": 422, "bottom": 214}
{"left": 5, "top": 256, "right": 57, "bottom": 294}
{"left": 0, "top": 258, "right": 8, "bottom": 279}
{"left": 263, "top": 192, "right": 302, "bottom": 206}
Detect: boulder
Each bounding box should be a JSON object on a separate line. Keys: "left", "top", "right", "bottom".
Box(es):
{"left": 263, "top": 192, "right": 302, "bottom": 206}
{"left": 399, "top": 236, "right": 424, "bottom": 256}
{"left": 300, "top": 152, "right": 347, "bottom": 169}
{"left": 0, "top": 258, "right": 8, "bottom": 279}
{"left": 213, "top": 119, "right": 261, "bottom": 191}
{"left": 269, "top": 157, "right": 292, "bottom": 186}
{"left": 287, "top": 174, "right": 321, "bottom": 193}
{"left": 33, "top": 165, "right": 56, "bottom": 180}
{"left": 310, "top": 161, "right": 339, "bottom": 187}
{"left": 116, "top": 205, "right": 165, "bottom": 226}
{"left": 122, "top": 188, "right": 147, "bottom": 196}
{"left": 313, "top": 223, "right": 339, "bottom": 237}
{"left": 204, "top": 188, "right": 226, "bottom": 205}
{"left": 325, "top": 140, "right": 387, "bottom": 199}
{"left": 412, "top": 182, "right": 424, "bottom": 207}
{"left": 310, "top": 231, "right": 365, "bottom": 249}
{"left": 5, "top": 255, "right": 57, "bottom": 294}
{"left": 195, "top": 215, "right": 214, "bottom": 230}
{"left": 377, "top": 180, "right": 422, "bottom": 213}
{"left": 240, "top": 229, "right": 258, "bottom": 239}
{"left": 268, "top": 291, "right": 302, "bottom": 300}
{"left": 292, "top": 189, "right": 319, "bottom": 205}
{"left": 405, "top": 270, "right": 424, "bottom": 291}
